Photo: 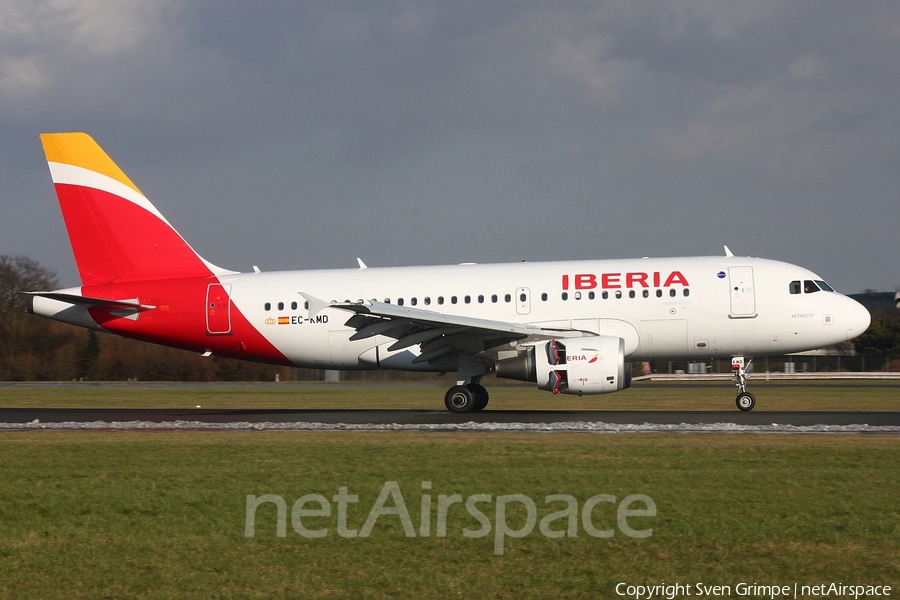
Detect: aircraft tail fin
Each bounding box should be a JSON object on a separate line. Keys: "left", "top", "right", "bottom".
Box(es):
{"left": 40, "top": 132, "right": 230, "bottom": 285}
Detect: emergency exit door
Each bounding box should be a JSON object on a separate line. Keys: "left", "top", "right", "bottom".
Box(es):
{"left": 516, "top": 287, "right": 531, "bottom": 315}
{"left": 206, "top": 283, "right": 233, "bottom": 334}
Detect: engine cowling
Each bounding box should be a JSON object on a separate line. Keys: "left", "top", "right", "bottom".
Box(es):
{"left": 495, "top": 336, "right": 631, "bottom": 395}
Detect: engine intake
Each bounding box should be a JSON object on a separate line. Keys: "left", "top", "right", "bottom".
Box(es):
{"left": 496, "top": 337, "right": 631, "bottom": 395}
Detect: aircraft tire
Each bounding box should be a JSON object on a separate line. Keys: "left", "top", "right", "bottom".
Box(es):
{"left": 445, "top": 385, "right": 476, "bottom": 413}
{"left": 468, "top": 384, "right": 490, "bottom": 411}
{"left": 736, "top": 392, "right": 756, "bottom": 412}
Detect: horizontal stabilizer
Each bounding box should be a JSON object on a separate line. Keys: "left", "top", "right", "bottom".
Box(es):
{"left": 25, "top": 291, "right": 156, "bottom": 311}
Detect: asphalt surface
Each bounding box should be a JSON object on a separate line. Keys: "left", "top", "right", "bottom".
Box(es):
{"left": 1, "top": 408, "right": 898, "bottom": 427}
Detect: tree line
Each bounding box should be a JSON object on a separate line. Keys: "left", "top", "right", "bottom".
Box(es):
{"left": 1, "top": 254, "right": 898, "bottom": 381}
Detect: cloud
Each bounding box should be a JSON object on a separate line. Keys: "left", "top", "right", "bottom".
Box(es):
{"left": 1, "top": 1, "right": 898, "bottom": 290}
{"left": 0, "top": 1, "right": 178, "bottom": 103}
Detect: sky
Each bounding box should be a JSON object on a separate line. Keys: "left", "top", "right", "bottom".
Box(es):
{"left": 1, "top": 1, "right": 897, "bottom": 292}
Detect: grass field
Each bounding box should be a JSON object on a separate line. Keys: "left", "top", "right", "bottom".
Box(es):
{"left": 0, "top": 382, "right": 898, "bottom": 598}
{"left": 0, "top": 378, "right": 898, "bottom": 411}
{"left": 0, "top": 432, "right": 897, "bottom": 599}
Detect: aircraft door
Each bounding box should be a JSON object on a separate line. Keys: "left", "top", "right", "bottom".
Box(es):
{"left": 728, "top": 267, "right": 756, "bottom": 318}
{"left": 516, "top": 287, "right": 531, "bottom": 315}
{"left": 206, "top": 283, "right": 232, "bottom": 335}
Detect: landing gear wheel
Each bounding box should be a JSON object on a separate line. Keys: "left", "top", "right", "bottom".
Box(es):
{"left": 445, "top": 385, "right": 476, "bottom": 413}
{"left": 736, "top": 392, "right": 756, "bottom": 412}
{"left": 467, "top": 384, "right": 489, "bottom": 411}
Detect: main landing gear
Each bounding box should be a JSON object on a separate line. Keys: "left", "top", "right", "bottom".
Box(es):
{"left": 444, "top": 356, "right": 491, "bottom": 413}
{"left": 444, "top": 381, "right": 489, "bottom": 413}
{"left": 732, "top": 356, "right": 756, "bottom": 411}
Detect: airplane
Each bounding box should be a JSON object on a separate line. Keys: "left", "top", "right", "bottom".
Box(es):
{"left": 27, "top": 132, "right": 871, "bottom": 412}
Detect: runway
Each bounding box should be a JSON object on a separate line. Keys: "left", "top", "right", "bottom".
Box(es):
{"left": 2, "top": 408, "right": 899, "bottom": 433}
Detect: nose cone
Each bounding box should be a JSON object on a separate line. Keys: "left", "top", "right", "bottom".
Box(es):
{"left": 844, "top": 296, "right": 871, "bottom": 341}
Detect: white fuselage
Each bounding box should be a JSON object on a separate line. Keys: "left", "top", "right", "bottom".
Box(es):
{"left": 219, "top": 255, "right": 869, "bottom": 369}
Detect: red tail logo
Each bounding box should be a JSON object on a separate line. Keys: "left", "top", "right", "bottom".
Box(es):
{"left": 40, "top": 133, "right": 227, "bottom": 285}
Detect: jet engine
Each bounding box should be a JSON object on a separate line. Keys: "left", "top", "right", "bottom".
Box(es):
{"left": 495, "top": 337, "right": 631, "bottom": 395}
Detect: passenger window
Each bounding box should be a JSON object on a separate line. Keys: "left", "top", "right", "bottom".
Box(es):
{"left": 478, "top": 295, "right": 484, "bottom": 303}
{"left": 438, "top": 296, "right": 444, "bottom": 305}
{"left": 602, "top": 291, "right": 609, "bottom": 300}
{"left": 790, "top": 281, "right": 802, "bottom": 295}
{"left": 669, "top": 289, "right": 676, "bottom": 297}
{"left": 615, "top": 291, "right": 622, "bottom": 299}
{"left": 411, "top": 297, "right": 417, "bottom": 306}
{"left": 588, "top": 291, "right": 595, "bottom": 300}
{"left": 575, "top": 292, "right": 582, "bottom": 300}
{"left": 278, "top": 302, "right": 284, "bottom": 311}
{"left": 541, "top": 293, "right": 548, "bottom": 301}
{"left": 562, "top": 292, "right": 568, "bottom": 301}
{"left": 264, "top": 302, "right": 271, "bottom": 311}
{"left": 492, "top": 294, "right": 498, "bottom": 303}
{"left": 451, "top": 296, "right": 458, "bottom": 305}
{"left": 656, "top": 289, "right": 663, "bottom": 298}
{"left": 629, "top": 290, "right": 636, "bottom": 299}
{"left": 804, "top": 280, "right": 820, "bottom": 294}
{"left": 642, "top": 290, "right": 649, "bottom": 298}
{"left": 291, "top": 301, "right": 298, "bottom": 310}
{"left": 398, "top": 298, "right": 404, "bottom": 306}
{"left": 464, "top": 295, "right": 471, "bottom": 304}
{"left": 424, "top": 297, "right": 431, "bottom": 306}
{"left": 505, "top": 294, "right": 512, "bottom": 302}
{"left": 683, "top": 289, "right": 690, "bottom": 297}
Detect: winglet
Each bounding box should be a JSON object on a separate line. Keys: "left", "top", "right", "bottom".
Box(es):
{"left": 357, "top": 258, "right": 368, "bottom": 270}
{"left": 724, "top": 245, "right": 734, "bottom": 258}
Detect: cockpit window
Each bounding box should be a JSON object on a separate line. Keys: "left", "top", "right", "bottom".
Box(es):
{"left": 792, "top": 279, "right": 834, "bottom": 294}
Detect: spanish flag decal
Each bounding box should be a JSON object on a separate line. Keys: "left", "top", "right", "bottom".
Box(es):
{"left": 278, "top": 316, "right": 290, "bottom": 325}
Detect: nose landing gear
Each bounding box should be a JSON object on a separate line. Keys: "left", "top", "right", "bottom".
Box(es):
{"left": 732, "top": 356, "right": 756, "bottom": 411}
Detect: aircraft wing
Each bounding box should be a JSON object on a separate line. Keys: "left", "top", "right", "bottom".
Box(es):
{"left": 301, "top": 293, "right": 590, "bottom": 364}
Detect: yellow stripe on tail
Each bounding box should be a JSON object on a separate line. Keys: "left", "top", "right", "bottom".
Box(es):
{"left": 40, "top": 132, "right": 144, "bottom": 198}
